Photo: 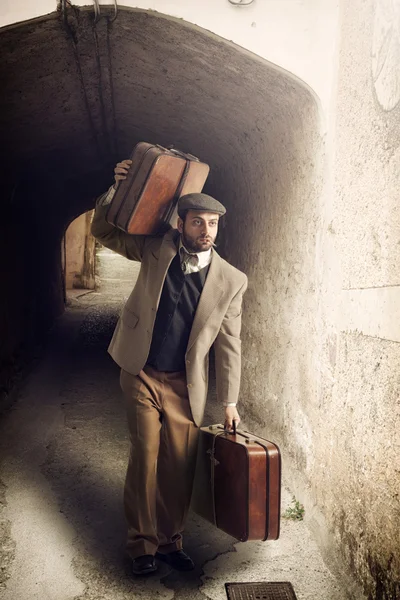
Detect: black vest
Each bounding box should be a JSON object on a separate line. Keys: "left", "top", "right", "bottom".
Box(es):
{"left": 146, "top": 253, "right": 210, "bottom": 372}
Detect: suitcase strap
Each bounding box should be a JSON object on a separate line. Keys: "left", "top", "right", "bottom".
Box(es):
{"left": 210, "top": 431, "right": 226, "bottom": 527}
{"left": 209, "top": 426, "right": 238, "bottom": 527}
{"left": 163, "top": 159, "right": 191, "bottom": 224}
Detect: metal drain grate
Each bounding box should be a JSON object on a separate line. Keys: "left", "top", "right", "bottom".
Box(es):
{"left": 225, "top": 582, "right": 298, "bottom": 600}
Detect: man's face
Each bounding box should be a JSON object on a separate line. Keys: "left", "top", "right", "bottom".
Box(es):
{"left": 178, "top": 210, "right": 220, "bottom": 253}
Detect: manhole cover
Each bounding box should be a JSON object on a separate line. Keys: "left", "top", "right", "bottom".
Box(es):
{"left": 225, "top": 582, "right": 298, "bottom": 600}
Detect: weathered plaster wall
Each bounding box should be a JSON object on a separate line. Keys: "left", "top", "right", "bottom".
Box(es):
{"left": 64, "top": 211, "right": 96, "bottom": 290}
{"left": 318, "top": 0, "right": 400, "bottom": 596}
{"left": 212, "top": 1, "right": 400, "bottom": 597}
{"left": 230, "top": 0, "right": 399, "bottom": 598}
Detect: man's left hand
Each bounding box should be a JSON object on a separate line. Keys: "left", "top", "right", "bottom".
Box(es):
{"left": 224, "top": 406, "right": 241, "bottom": 431}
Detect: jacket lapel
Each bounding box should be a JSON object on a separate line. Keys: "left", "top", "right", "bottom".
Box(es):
{"left": 187, "top": 250, "right": 225, "bottom": 352}
{"left": 155, "top": 229, "right": 179, "bottom": 307}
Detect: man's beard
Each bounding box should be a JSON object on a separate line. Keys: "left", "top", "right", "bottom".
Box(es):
{"left": 181, "top": 228, "right": 216, "bottom": 253}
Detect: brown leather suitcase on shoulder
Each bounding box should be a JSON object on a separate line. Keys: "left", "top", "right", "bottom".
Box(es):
{"left": 191, "top": 424, "right": 281, "bottom": 541}
{"left": 106, "top": 142, "right": 209, "bottom": 235}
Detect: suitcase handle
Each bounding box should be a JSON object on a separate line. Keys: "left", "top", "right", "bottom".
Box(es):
{"left": 221, "top": 422, "right": 258, "bottom": 443}
{"left": 155, "top": 144, "right": 200, "bottom": 162}
{"left": 169, "top": 149, "right": 199, "bottom": 162}
{"left": 210, "top": 422, "right": 239, "bottom": 436}
{"left": 224, "top": 420, "right": 237, "bottom": 435}
{"left": 209, "top": 422, "right": 238, "bottom": 435}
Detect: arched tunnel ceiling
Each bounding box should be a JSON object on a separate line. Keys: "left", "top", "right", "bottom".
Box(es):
{"left": 0, "top": 7, "right": 318, "bottom": 220}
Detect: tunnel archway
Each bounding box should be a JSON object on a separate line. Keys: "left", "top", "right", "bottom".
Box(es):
{"left": 2, "top": 5, "right": 400, "bottom": 598}
{"left": 0, "top": 5, "right": 322, "bottom": 465}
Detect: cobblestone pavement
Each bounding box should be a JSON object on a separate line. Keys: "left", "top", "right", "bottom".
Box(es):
{"left": 0, "top": 246, "right": 355, "bottom": 600}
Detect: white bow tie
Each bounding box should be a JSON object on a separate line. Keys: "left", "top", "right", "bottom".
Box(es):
{"left": 180, "top": 247, "right": 199, "bottom": 274}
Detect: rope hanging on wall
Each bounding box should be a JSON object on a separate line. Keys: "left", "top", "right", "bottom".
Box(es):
{"left": 59, "top": 0, "right": 119, "bottom": 161}
{"left": 60, "top": 0, "right": 104, "bottom": 160}
{"left": 91, "top": 0, "right": 119, "bottom": 158}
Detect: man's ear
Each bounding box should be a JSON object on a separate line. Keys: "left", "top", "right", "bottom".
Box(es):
{"left": 177, "top": 217, "right": 183, "bottom": 233}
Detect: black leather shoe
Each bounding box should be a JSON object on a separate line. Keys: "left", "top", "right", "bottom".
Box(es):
{"left": 132, "top": 554, "right": 157, "bottom": 575}
{"left": 156, "top": 550, "right": 195, "bottom": 571}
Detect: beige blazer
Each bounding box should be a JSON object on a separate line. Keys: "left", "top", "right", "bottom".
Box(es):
{"left": 91, "top": 203, "right": 247, "bottom": 426}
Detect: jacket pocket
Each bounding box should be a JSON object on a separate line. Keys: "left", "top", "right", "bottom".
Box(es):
{"left": 121, "top": 308, "right": 139, "bottom": 329}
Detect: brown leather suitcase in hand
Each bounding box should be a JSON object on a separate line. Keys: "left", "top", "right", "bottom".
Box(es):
{"left": 191, "top": 424, "right": 281, "bottom": 541}
{"left": 106, "top": 142, "right": 210, "bottom": 235}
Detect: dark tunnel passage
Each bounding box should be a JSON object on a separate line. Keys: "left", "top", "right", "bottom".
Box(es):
{"left": 0, "top": 6, "right": 321, "bottom": 415}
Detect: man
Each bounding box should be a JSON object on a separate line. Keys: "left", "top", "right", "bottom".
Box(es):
{"left": 91, "top": 159, "right": 247, "bottom": 576}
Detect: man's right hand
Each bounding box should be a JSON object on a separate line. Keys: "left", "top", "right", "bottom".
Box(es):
{"left": 114, "top": 159, "right": 132, "bottom": 185}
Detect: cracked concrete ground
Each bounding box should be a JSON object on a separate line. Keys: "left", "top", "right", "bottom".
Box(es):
{"left": 0, "top": 247, "right": 352, "bottom": 600}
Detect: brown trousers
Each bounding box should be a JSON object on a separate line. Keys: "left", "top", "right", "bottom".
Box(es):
{"left": 120, "top": 366, "right": 199, "bottom": 559}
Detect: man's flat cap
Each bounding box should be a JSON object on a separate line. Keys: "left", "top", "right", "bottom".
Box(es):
{"left": 177, "top": 193, "right": 226, "bottom": 218}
